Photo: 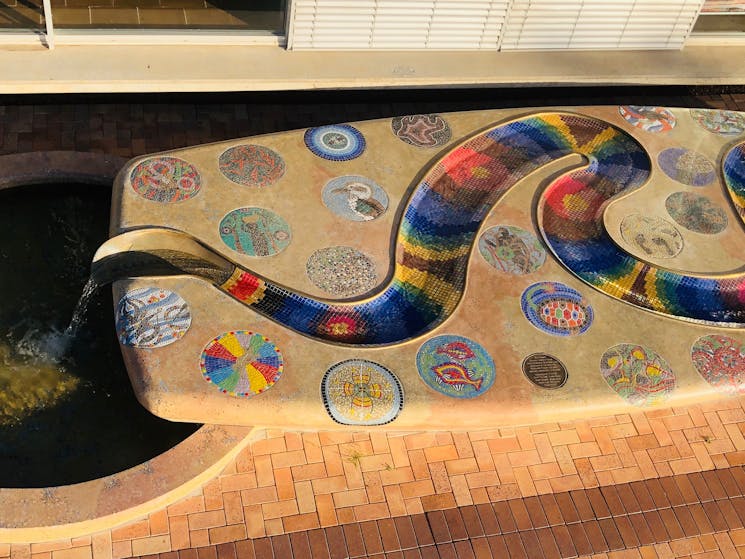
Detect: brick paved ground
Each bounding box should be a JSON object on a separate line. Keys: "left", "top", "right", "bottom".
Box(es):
{"left": 2, "top": 85, "right": 745, "bottom": 559}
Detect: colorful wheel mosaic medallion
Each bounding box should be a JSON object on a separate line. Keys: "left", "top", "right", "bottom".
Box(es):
{"left": 321, "top": 359, "right": 403, "bottom": 426}
{"left": 115, "top": 287, "right": 191, "bottom": 348}
{"left": 599, "top": 344, "right": 676, "bottom": 407}
{"left": 618, "top": 106, "right": 676, "bottom": 133}
{"left": 200, "top": 331, "right": 283, "bottom": 397}
{"left": 219, "top": 207, "right": 291, "bottom": 257}
{"left": 304, "top": 124, "right": 366, "bottom": 161}
{"left": 416, "top": 335, "right": 496, "bottom": 399}
{"left": 657, "top": 148, "right": 716, "bottom": 187}
{"left": 130, "top": 156, "right": 201, "bottom": 203}
{"left": 218, "top": 144, "right": 286, "bottom": 187}
{"left": 521, "top": 282, "right": 593, "bottom": 337}
{"left": 322, "top": 175, "right": 389, "bottom": 222}
{"left": 306, "top": 246, "right": 377, "bottom": 297}
{"left": 691, "top": 335, "right": 745, "bottom": 395}
{"left": 620, "top": 214, "right": 684, "bottom": 259}
{"left": 690, "top": 109, "right": 745, "bottom": 136}
{"left": 390, "top": 114, "right": 452, "bottom": 148}
{"left": 478, "top": 225, "right": 546, "bottom": 275}
{"left": 665, "top": 192, "right": 728, "bottom": 234}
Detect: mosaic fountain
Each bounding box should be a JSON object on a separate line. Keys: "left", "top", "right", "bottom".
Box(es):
{"left": 94, "top": 106, "right": 745, "bottom": 431}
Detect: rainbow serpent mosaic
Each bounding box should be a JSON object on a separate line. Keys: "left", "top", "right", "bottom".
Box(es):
{"left": 180, "top": 113, "right": 745, "bottom": 345}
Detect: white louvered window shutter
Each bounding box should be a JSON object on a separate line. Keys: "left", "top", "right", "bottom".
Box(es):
{"left": 501, "top": 0, "right": 705, "bottom": 50}
{"left": 288, "top": 0, "right": 510, "bottom": 50}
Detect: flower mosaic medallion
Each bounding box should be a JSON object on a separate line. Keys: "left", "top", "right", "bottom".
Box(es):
{"left": 130, "top": 156, "right": 202, "bottom": 202}
{"left": 690, "top": 109, "right": 745, "bottom": 136}
{"left": 115, "top": 287, "right": 191, "bottom": 348}
{"left": 390, "top": 114, "right": 452, "bottom": 148}
{"left": 322, "top": 175, "right": 389, "bottom": 222}
{"left": 416, "top": 335, "right": 496, "bottom": 399}
{"left": 218, "top": 144, "right": 286, "bottom": 187}
{"left": 219, "top": 207, "right": 291, "bottom": 257}
{"left": 657, "top": 148, "right": 716, "bottom": 187}
{"left": 665, "top": 192, "right": 728, "bottom": 234}
{"left": 620, "top": 214, "right": 684, "bottom": 258}
{"left": 200, "top": 331, "right": 283, "bottom": 397}
{"left": 478, "top": 225, "right": 546, "bottom": 275}
{"left": 618, "top": 106, "right": 676, "bottom": 133}
{"left": 599, "top": 344, "right": 676, "bottom": 407}
{"left": 321, "top": 359, "right": 403, "bottom": 425}
{"left": 691, "top": 335, "right": 745, "bottom": 395}
{"left": 306, "top": 246, "right": 377, "bottom": 297}
{"left": 521, "top": 282, "right": 593, "bottom": 337}
{"left": 304, "top": 124, "right": 366, "bottom": 161}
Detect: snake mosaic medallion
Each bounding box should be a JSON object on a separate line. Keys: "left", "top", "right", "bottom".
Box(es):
{"left": 111, "top": 106, "right": 745, "bottom": 429}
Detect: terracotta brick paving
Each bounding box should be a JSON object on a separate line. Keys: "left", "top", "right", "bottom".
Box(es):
{"left": 2, "top": 86, "right": 745, "bottom": 558}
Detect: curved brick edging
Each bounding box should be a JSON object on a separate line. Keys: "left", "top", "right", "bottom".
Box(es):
{"left": 0, "top": 151, "right": 127, "bottom": 189}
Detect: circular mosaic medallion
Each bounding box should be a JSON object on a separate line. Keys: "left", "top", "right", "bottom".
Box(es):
{"left": 306, "top": 246, "right": 377, "bottom": 297}
{"left": 391, "top": 114, "right": 452, "bottom": 148}
{"left": 219, "top": 207, "right": 291, "bottom": 257}
{"left": 130, "top": 156, "right": 202, "bottom": 203}
{"left": 322, "top": 176, "right": 389, "bottom": 222}
{"left": 618, "top": 106, "right": 676, "bottom": 133}
{"left": 200, "top": 331, "right": 283, "bottom": 397}
{"left": 478, "top": 225, "right": 546, "bottom": 275}
{"left": 600, "top": 344, "right": 676, "bottom": 407}
{"left": 521, "top": 282, "right": 593, "bottom": 337}
{"left": 658, "top": 148, "right": 716, "bottom": 187}
{"left": 218, "top": 144, "right": 285, "bottom": 187}
{"left": 522, "top": 353, "right": 568, "bottom": 389}
{"left": 115, "top": 287, "right": 191, "bottom": 348}
{"left": 665, "top": 192, "right": 728, "bottom": 234}
{"left": 690, "top": 109, "right": 745, "bottom": 136}
{"left": 304, "top": 124, "right": 366, "bottom": 161}
{"left": 691, "top": 334, "right": 745, "bottom": 395}
{"left": 620, "top": 214, "right": 684, "bottom": 258}
{"left": 321, "top": 359, "right": 403, "bottom": 425}
{"left": 416, "top": 335, "right": 496, "bottom": 399}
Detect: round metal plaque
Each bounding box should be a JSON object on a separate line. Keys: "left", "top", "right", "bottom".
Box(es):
{"left": 522, "top": 353, "right": 568, "bottom": 389}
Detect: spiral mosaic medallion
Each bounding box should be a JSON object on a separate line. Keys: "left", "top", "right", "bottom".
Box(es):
{"left": 219, "top": 207, "right": 291, "bottom": 257}
{"left": 321, "top": 359, "right": 403, "bottom": 426}
{"left": 478, "top": 225, "right": 546, "bottom": 275}
{"left": 304, "top": 124, "right": 366, "bottom": 161}
{"left": 218, "top": 144, "right": 286, "bottom": 187}
{"left": 521, "top": 282, "right": 593, "bottom": 337}
{"left": 690, "top": 109, "right": 745, "bottom": 136}
{"left": 200, "top": 331, "right": 283, "bottom": 397}
{"left": 115, "top": 287, "right": 191, "bottom": 348}
{"left": 618, "top": 106, "right": 676, "bottom": 133}
{"left": 665, "top": 192, "right": 728, "bottom": 234}
{"left": 691, "top": 335, "right": 745, "bottom": 395}
{"left": 620, "top": 214, "right": 683, "bottom": 259}
{"left": 306, "top": 246, "right": 377, "bottom": 297}
{"left": 391, "top": 114, "right": 452, "bottom": 148}
{"left": 130, "top": 157, "right": 202, "bottom": 203}
{"left": 600, "top": 344, "right": 676, "bottom": 407}
{"left": 322, "top": 176, "right": 388, "bottom": 222}
{"left": 416, "top": 335, "right": 495, "bottom": 399}
{"left": 657, "top": 148, "right": 716, "bottom": 187}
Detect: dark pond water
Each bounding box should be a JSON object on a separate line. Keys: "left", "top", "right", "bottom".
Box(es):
{"left": 0, "top": 182, "right": 199, "bottom": 488}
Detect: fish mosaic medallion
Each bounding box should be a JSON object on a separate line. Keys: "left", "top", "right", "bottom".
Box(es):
{"left": 108, "top": 106, "right": 745, "bottom": 428}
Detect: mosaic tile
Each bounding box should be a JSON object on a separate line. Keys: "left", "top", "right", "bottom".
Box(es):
{"left": 200, "top": 331, "right": 283, "bottom": 397}
{"left": 391, "top": 114, "right": 452, "bottom": 148}
{"left": 477, "top": 225, "right": 546, "bottom": 275}
{"left": 218, "top": 144, "right": 285, "bottom": 187}
{"left": 115, "top": 287, "right": 191, "bottom": 348}
{"left": 416, "top": 335, "right": 495, "bottom": 399}
{"left": 304, "top": 124, "right": 366, "bottom": 161}
{"left": 618, "top": 106, "right": 676, "bottom": 132}
{"left": 130, "top": 156, "right": 201, "bottom": 203}
{"left": 599, "top": 344, "right": 676, "bottom": 407}
{"left": 305, "top": 246, "right": 377, "bottom": 297}
{"left": 522, "top": 353, "right": 568, "bottom": 389}
{"left": 219, "top": 207, "right": 291, "bottom": 257}
{"left": 665, "top": 192, "right": 728, "bottom": 234}
{"left": 691, "top": 334, "right": 745, "bottom": 394}
{"left": 657, "top": 148, "right": 716, "bottom": 186}
{"left": 521, "top": 282, "right": 593, "bottom": 337}
{"left": 322, "top": 175, "right": 388, "bottom": 222}
{"left": 690, "top": 108, "right": 745, "bottom": 135}
{"left": 620, "top": 214, "right": 683, "bottom": 258}
{"left": 321, "top": 359, "right": 403, "bottom": 425}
